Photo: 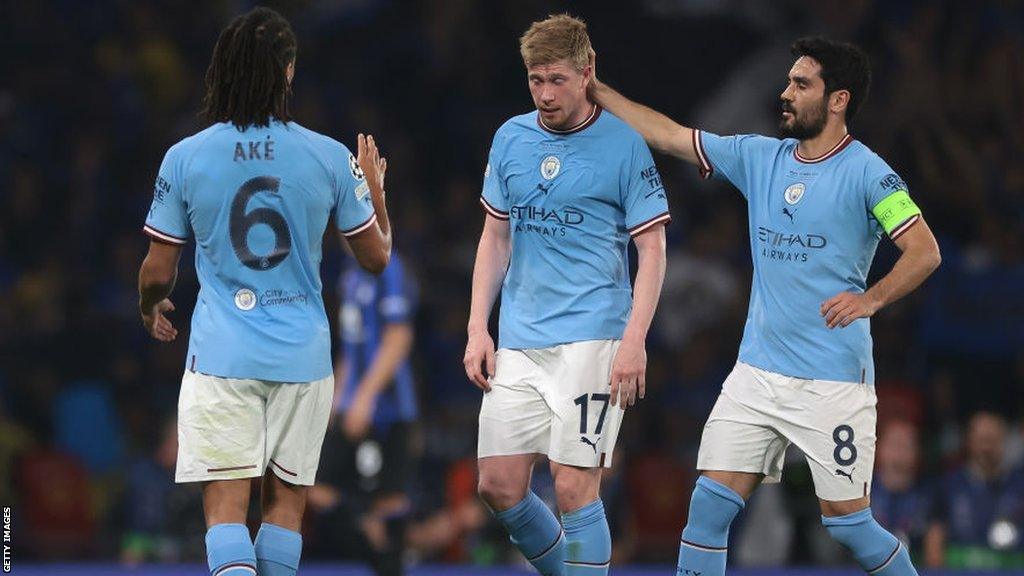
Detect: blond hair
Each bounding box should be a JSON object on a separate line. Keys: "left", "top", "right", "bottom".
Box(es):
{"left": 519, "top": 14, "right": 592, "bottom": 71}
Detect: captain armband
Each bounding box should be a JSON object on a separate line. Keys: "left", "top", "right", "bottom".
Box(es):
{"left": 871, "top": 190, "right": 922, "bottom": 240}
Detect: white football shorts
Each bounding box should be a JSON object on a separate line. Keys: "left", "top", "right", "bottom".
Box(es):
{"left": 176, "top": 370, "right": 333, "bottom": 486}
{"left": 478, "top": 339, "right": 625, "bottom": 468}
{"left": 696, "top": 361, "right": 877, "bottom": 501}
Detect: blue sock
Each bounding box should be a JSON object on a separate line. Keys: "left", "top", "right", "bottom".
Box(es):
{"left": 823, "top": 509, "right": 918, "bottom": 575}
{"left": 205, "top": 523, "right": 256, "bottom": 576}
{"left": 561, "top": 499, "right": 610, "bottom": 575}
{"left": 254, "top": 522, "right": 303, "bottom": 576}
{"left": 494, "top": 492, "right": 565, "bottom": 576}
{"left": 677, "top": 476, "right": 744, "bottom": 576}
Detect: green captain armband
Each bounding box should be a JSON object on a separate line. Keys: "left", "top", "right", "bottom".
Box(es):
{"left": 872, "top": 190, "right": 922, "bottom": 238}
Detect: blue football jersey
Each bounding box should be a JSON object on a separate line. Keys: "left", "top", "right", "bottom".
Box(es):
{"left": 144, "top": 120, "right": 376, "bottom": 382}
{"left": 694, "top": 130, "right": 922, "bottom": 383}
{"left": 481, "top": 107, "right": 671, "bottom": 349}
{"left": 337, "top": 253, "right": 418, "bottom": 426}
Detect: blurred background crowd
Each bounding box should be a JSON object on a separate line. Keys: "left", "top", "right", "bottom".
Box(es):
{"left": 2, "top": 0, "right": 1023, "bottom": 571}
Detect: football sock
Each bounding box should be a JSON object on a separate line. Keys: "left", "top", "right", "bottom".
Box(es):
{"left": 206, "top": 523, "right": 256, "bottom": 576}
{"left": 493, "top": 491, "right": 566, "bottom": 576}
{"left": 823, "top": 508, "right": 918, "bottom": 575}
{"left": 561, "top": 499, "right": 610, "bottom": 575}
{"left": 676, "top": 476, "right": 744, "bottom": 576}
{"left": 254, "top": 522, "right": 303, "bottom": 576}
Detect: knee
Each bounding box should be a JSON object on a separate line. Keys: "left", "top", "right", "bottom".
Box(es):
{"left": 820, "top": 496, "right": 870, "bottom": 518}
{"left": 553, "top": 469, "right": 598, "bottom": 513}
{"left": 261, "top": 479, "right": 307, "bottom": 531}
{"left": 478, "top": 471, "right": 527, "bottom": 511}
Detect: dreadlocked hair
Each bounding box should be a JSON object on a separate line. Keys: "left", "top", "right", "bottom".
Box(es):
{"left": 202, "top": 7, "right": 297, "bottom": 129}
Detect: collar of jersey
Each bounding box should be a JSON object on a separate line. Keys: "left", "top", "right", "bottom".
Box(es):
{"left": 794, "top": 133, "right": 854, "bottom": 163}
{"left": 537, "top": 105, "right": 602, "bottom": 135}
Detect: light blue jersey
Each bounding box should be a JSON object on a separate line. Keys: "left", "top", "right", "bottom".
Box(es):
{"left": 694, "top": 130, "right": 922, "bottom": 384}
{"left": 144, "top": 120, "right": 376, "bottom": 382}
{"left": 481, "top": 107, "right": 671, "bottom": 349}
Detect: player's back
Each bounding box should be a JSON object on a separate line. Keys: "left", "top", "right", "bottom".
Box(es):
{"left": 146, "top": 120, "right": 375, "bottom": 382}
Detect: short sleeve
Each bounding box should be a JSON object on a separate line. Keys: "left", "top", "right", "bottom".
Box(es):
{"left": 143, "top": 146, "right": 191, "bottom": 245}
{"left": 335, "top": 146, "right": 377, "bottom": 237}
{"left": 867, "top": 168, "right": 922, "bottom": 241}
{"left": 479, "top": 131, "right": 510, "bottom": 220}
{"left": 693, "top": 130, "right": 780, "bottom": 198}
{"left": 377, "top": 256, "right": 417, "bottom": 324}
{"left": 622, "top": 137, "right": 671, "bottom": 237}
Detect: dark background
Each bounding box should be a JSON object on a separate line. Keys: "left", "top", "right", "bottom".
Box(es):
{"left": 2, "top": 0, "right": 1022, "bottom": 570}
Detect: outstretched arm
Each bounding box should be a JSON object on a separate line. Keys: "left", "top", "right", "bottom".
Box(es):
{"left": 821, "top": 217, "right": 941, "bottom": 328}
{"left": 589, "top": 63, "right": 696, "bottom": 163}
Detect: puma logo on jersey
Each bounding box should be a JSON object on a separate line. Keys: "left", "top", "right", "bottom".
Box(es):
{"left": 783, "top": 207, "right": 796, "bottom": 222}
{"left": 580, "top": 436, "right": 599, "bottom": 453}
{"left": 835, "top": 467, "right": 855, "bottom": 483}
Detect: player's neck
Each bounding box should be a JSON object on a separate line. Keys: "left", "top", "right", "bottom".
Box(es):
{"left": 797, "top": 123, "right": 849, "bottom": 160}
{"left": 540, "top": 103, "right": 597, "bottom": 133}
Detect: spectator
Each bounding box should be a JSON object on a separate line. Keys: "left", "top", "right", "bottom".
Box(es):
{"left": 872, "top": 420, "right": 933, "bottom": 560}
{"left": 925, "top": 411, "right": 1024, "bottom": 569}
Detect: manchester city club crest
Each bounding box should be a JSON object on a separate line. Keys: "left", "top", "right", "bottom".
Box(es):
{"left": 234, "top": 288, "right": 257, "bottom": 311}
{"left": 540, "top": 155, "right": 561, "bottom": 180}
{"left": 784, "top": 182, "right": 806, "bottom": 205}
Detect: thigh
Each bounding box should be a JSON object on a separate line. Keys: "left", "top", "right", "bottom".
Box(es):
{"left": 546, "top": 340, "right": 625, "bottom": 469}
{"left": 478, "top": 348, "right": 552, "bottom": 459}
{"left": 176, "top": 371, "right": 265, "bottom": 483}
{"left": 780, "top": 379, "right": 877, "bottom": 502}
{"left": 265, "top": 375, "right": 335, "bottom": 486}
{"left": 696, "top": 363, "right": 790, "bottom": 484}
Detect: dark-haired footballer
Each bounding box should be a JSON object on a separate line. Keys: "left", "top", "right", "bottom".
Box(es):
{"left": 136, "top": 7, "right": 392, "bottom": 576}
{"left": 590, "top": 37, "right": 941, "bottom": 576}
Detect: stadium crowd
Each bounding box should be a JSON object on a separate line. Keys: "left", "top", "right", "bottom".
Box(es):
{"left": 1, "top": 0, "right": 1022, "bottom": 570}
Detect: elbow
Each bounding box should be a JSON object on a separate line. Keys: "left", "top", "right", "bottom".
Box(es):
{"left": 927, "top": 244, "right": 942, "bottom": 274}
{"left": 363, "top": 248, "right": 391, "bottom": 275}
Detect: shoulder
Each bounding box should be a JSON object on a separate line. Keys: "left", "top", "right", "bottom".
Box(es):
{"left": 703, "top": 130, "right": 787, "bottom": 153}
{"left": 288, "top": 121, "right": 354, "bottom": 157}
{"left": 597, "top": 111, "right": 646, "bottom": 145}
{"left": 846, "top": 140, "right": 905, "bottom": 189}
{"left": 494, "top": 112, "right": 538, "bottom": 140}
{"left": 165, "top": 123, "right": 231, "bottom": 161}
{"left": 486, "top": 112, "right": 537, "bottom": 161}
{"left": 846, "top": 140, "right": 892, "bottom": 174}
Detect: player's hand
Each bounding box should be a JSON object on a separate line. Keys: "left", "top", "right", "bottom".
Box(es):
{"left": 609, "top": 338, "right": 646, "bottom": 407}
{"left": 343, "top": 390, "right": 376, "bottom": 441}
{"left": 820, "top": 291, "right": 880, "bottom": 329}
{"left": 141, "top": 298, "right": 177, "bottom": 342}
{"left": 464, "top": 330, "right": 496, "bottom": 392}
{"left": 357, "top": 133, "right": 387, "bottom": 193}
